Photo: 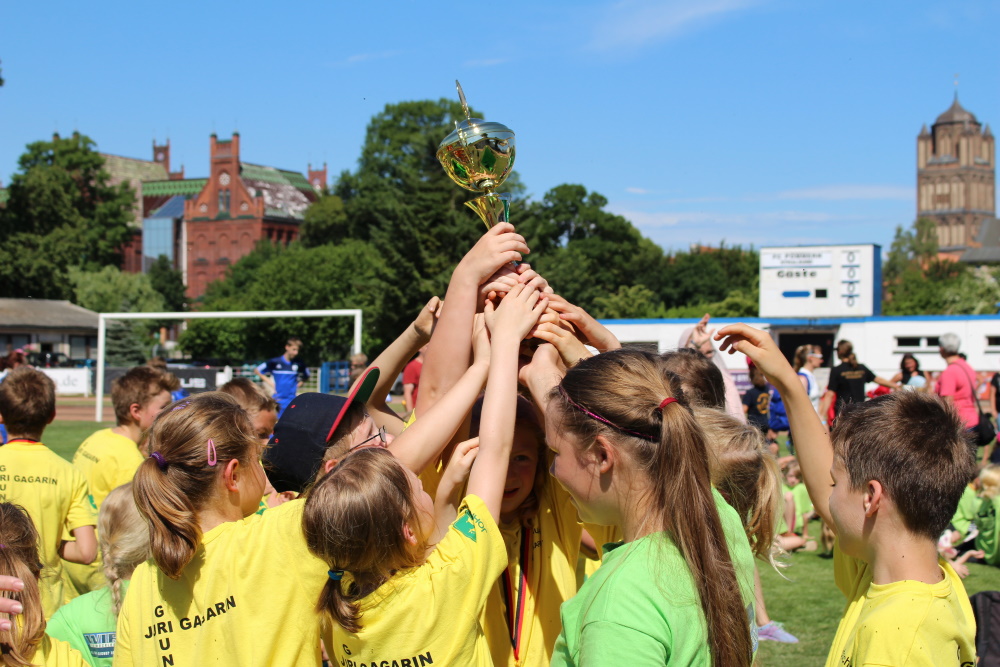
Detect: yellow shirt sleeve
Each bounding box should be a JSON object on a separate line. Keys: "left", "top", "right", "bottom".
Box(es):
{"left": 65, "top": 469, "right": 97, "bottom": 533}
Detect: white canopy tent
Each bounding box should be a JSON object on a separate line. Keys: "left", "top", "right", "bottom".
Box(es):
{"left": 94, "top": 309, "right": 363, "bottom": 422}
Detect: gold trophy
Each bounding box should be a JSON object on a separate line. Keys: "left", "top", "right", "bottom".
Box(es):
{"left": 437, "top": 81, "right": 516, "bottom": 229}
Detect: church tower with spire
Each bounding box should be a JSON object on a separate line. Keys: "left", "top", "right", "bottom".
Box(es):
{"left": 917, "top": 95, "right": 995, "bottom": 250}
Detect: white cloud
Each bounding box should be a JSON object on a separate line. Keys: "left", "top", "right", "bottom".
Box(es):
{"left": 625, "top": 186, "right": 649, "bottom": 194}
{"left": 611, "top": 208, "right": 840, "bottom": 229}
{"left": 590, "top": 0, "right": 762, "bottom": 52}
{"left": 773, "top": 185, "right": 914, "bottom": 201}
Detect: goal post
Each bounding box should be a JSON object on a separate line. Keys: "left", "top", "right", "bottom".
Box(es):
{"left": 94, "top": 309, "right": 363, "bottom": 422}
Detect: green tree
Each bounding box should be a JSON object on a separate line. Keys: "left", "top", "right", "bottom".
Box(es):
{"left": 882, "top": 217, "right": 970, "bottom": 314}
{"left": 300, "top": 194, "right": 349, "bottom": 248}
{"left": 147, "top": 255, "right": 188, "bottom": 313}
{"left": 0, "top": 133, "right": 135, "bottom": 298}
{"left": 180, "top": 240, "right": 402, "bottom": 365}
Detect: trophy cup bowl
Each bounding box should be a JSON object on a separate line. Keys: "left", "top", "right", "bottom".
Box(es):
{"left": 437, "top": 94, "right": 516, "bottom": 230}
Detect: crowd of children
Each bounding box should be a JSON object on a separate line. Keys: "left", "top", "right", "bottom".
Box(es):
{"left": 0, "top": 220, "right": 990, "bottom": 665}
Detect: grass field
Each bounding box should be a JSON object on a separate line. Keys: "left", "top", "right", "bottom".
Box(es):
{"left": 35, "top": 422, "right": 1000, "bottom": 666}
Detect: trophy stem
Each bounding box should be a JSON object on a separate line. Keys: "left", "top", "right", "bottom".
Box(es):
{"left": 465, "top": 192, "right": 511, "bottom": 230}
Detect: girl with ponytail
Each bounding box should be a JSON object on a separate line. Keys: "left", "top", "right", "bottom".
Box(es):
{"left": 546, "top": 349, "right": 753, "bottom": 666}
{"left": 113, "top": 392, "right": 334, "bottom": 666}
{"left": 0, "top": 503, "right": 88, "bottom": 667}
{"left": 47, "top": 483, "right": 149, "bottom": 666}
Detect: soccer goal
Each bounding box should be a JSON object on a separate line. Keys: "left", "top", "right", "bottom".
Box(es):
{"left": 94, "top": 309, "right": 362, "bottom": 422}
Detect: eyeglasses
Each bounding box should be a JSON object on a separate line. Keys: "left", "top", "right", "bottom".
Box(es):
{"left": 349, "top": 425, "right": 388, "bottom": 452}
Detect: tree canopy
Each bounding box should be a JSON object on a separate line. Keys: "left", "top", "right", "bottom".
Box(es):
{"left": 0, "top": 133, "right": 135, "bottom": 299}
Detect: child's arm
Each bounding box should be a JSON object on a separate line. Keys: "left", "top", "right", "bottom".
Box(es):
{"left": 717, "top": 324, "right": 834, "bottom": 527}
{"left": 433, "top": 437, "right": 480, "bottom": 541}
{"left": 519, "top": 343, "right": 566, "bottom": 414}
{"left": 358, "top": 296, "right": 441, "bottom": 435}
{"left": 469, "top": 284, "right": 548, "bottom": 521}
{"left": 387, "top": 318, "right": 491, "bottom": 476}
{"left": 415, "top": 222, "right": 529, "bottom": 417}
{"left": 545, "top": 293, "right": 621, "bottom": 353}
{"left": 60, "top": 525, "right": 97, "bottom": 564}
{"left": 532, "top": 320, "right": 593, "bottom": 368}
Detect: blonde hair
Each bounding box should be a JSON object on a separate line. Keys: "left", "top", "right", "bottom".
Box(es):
{"left": 302, "top": 448, "right": 427, "bottom": 632}
{"left": 132, "top": 392, "right": 261, "bottom": 579}
{"left": 694, "top": 407, "right": 781, "bottom": 564}
{"left": 0, "top": 504, "right": 45, "bottom": 667}
{"left": 552, "top": 350, "right": 752, "bottom": 667}
{"left": 980, "top": 465, "right": 1000, "bottom": 500}
{"left": 99, "top": 484, "right": 150, "bottom": 616}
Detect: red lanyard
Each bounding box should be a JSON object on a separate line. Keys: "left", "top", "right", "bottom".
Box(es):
{"left": 499, "top": 529, "right": 532, "bottom": 661}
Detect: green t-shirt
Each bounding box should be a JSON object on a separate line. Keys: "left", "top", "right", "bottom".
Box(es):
{"left": 975, "top": 496, "right": 1000, "bottom": 565}
{"left": 45, "top": 581, "right": 128, "bottom": 667}
{"left": 551, "top": 489, "right": 757, "bottom": 666}
{"left": 951, "top": 485, "right": 979, "bottom": 541}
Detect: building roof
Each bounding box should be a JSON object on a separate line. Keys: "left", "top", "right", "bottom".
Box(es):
{"left": 100, "top": 154, "right": 168, "bottom": 184}
{"left": 142, "top": 179, "right": 208, "bottom": 197}
{"left": 240, "top": 162, "right": 315, "bottom": 220}
{"left": 962, "top": 217, "right": 1000, "bottom": 263}
{"left": 0, "top": 299, "right": 99, "bottom": 330}
{"left": 936, "top": 96, "right": 978, "bottom": 125}
{"left": 148, "top": 195, "right": 187, "bottom": 219}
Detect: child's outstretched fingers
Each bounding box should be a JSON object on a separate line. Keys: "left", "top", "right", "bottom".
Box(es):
{"left": 444, "top": 437, "right": 480, "bottom": 486}
{"left": 413, "top": 295, "right": 442, "bottom": 340}
{"left": 0, "top": 575, "right": 24, "bottom": 630}
{"left": 492, "top": 285, "right": 547, "bottom": 341}
{"left": 715, "top": 323, "right": 797, "bottom": 387}
{"left": 532, "top": 321, "right": 592, "bottom": 367}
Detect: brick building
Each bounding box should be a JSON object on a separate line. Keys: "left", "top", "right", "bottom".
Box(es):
{"left": 917, "top": 95, "right": 995, "bottom": 253}
{"left": 103, "top": 134, "right": 326, "bottom": 299}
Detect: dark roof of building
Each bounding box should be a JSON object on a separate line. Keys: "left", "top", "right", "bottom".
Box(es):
{"left": 0, "top": 299, "right": 99, "bottom": 330}
{"left": 936, "top": 96, "right": 978, "bottom": 125}
{"left": 240, "top": 162, "right": 315, "bottom": 220}
{"left": 961, "top": 217, "right": 1000, "bottom": 263}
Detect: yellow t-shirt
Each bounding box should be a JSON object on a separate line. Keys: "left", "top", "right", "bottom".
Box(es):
{"left": 483, "top": 481, "right": 617, "bottom": 667}
{"left": 826, "top": 542, "right": 976, "bottom": 667}
{"left": 34, "top": 634, "right": 91, "bottom": 667}
{"left": 72, "top": 428, "right": 143, "bottom": 510}
{"left": 0, "top": 442, "right": 97, "bottom": 619}
{"left": 113, "top": 499, "right": 330, "bottom": 667}
{"left": 332, "top": 495, "right": 507, "bottom": 667}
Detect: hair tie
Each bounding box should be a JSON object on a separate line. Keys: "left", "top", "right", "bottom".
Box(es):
{"left": 150, "top": 452, "right": 168, "bottom": 471}
{"left": 207, "top": 439, "right": 218, "bottom": 467}
{"left": 328, "top": 569, "right": 344, "bottom": 581}
{"left": 558, "top": 385, "right": 657, "bottom": 442}
{"left": 657, "top": 397, "right": 678, "bottom": 410}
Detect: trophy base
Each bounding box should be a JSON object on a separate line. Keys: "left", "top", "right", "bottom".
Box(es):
{"left": 465, "top": 192, "right": 511, "bottom": 230}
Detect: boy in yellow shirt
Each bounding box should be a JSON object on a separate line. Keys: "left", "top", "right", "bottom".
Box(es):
{"left": 0, "top": 367, "right": 97, "bottom": 619}
{"left": 716, "top": 324, "right": 977, "bottom": 666}
{"left": 73, "top": 366, "right": 173, "bottom": 509}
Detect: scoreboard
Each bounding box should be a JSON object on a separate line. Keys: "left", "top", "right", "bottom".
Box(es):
{"left": 759, "top": 245, "right": 881, "bottom": 318}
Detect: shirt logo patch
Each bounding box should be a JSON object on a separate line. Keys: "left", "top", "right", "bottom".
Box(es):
{"left": 84, "top": 631, "right": 116, "bottom": 658}
{"left": 453, "top": 509, "right": 478, "bottom": 542}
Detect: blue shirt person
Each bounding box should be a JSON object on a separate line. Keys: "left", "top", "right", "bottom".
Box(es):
{"left": 255, "top": 337, "right": 309, "bottom": 416}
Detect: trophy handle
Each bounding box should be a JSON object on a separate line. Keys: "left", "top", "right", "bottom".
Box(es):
{"left": 465, "top": 192, "right": 511, "bottom": 230}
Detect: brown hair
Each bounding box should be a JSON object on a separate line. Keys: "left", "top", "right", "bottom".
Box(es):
{"left": 132, "top": 392, "right": 261, "bottom": 579}
{"left": 302, "top": 448, "right": 426, "bottom": 632}
{"left": 286, "top": 337, "right": 302, "bottom": 347}
{"left": 695, "top": 407, "right": 781, "bottom": 564}
{"left": 99, "top": 484, "right": 150, "bottom": 616}
{"left": 748, "top": 365, "right": 767, "bottom": 389}
{"left": 552, "top": 350, "right": 752, "bottom": 667}
{"left": 218, "top": 378, "right": 278, "bottom": 418}
{"left": 471, "top": 395, "right": 548, "bottom": 526}
{"left": 658, "top": 348, "right": 726, "bottom": 410}
{"left": 112, "top": 367, "right": 176, "bottom": 426}
{"left": 793, "top": 345, "right": 811, "bottom": 372}
{"left": 833, "top": 391, "right": 975, "bottom": 539}
{"left": 0, "top": 367, "right": 55, "bottom": 439}
{"left": 836, "top": 340, "right": 858, "bottom": 369}
{"left": 0, "top": 504, "right": 45, "bottom": 667}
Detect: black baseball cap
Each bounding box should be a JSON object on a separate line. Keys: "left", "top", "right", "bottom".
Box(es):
{"left": 262, "top": 367, "right": 380, "bottom": 493}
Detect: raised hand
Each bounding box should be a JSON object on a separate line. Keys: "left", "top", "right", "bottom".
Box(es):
{"left": 531, "top": 321, "right": 593, "bottom": 367}
{"left": 456, "top": 222, "right": 529, "bottom": 285}
{"left": 714, "top": 323, "right": 796, "bottom": 388}
{"left": 546, "top": 293, "right": 621, "bottom": 353}
{"left": 413, "top": 296, "right": 443, "bottom": 341}
{"left": 485, "top": 284, "right": 548, "bottom": 344}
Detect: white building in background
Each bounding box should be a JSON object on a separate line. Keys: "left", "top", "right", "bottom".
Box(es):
{"left": 602, "top": 314, "right": 1000, "bottom": 393}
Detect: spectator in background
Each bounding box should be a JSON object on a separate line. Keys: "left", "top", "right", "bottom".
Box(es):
{"left": 741, "top": 364, "right": 770, "bottom": 437}
{"left": 935, "top": 333, "right": 979, "bottom": 431}
{"left": 348, "top": 353, "right": 369, "bottom": 387}
{"left": 402, "top": 345, "right": 425, "bottom": 417}
{"left": 255, "top": 336, "right": 309, "bottom": 417}
{"left": 892, "top": 353, "right": 931, "bottom": 391}
{"left": 818, "top": 340, "right": 896, "bottom": 424}
{"left": 793, "top": 344, "right": 824, "bottom": 415}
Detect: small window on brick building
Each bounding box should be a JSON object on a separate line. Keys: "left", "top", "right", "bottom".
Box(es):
{"left": 218, "top": 190, "right": 230, "bottom": 214}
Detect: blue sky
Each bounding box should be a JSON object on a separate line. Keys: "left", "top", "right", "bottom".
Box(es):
{"left": 2, "top": 0, "right": 997, "bottom": 253}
